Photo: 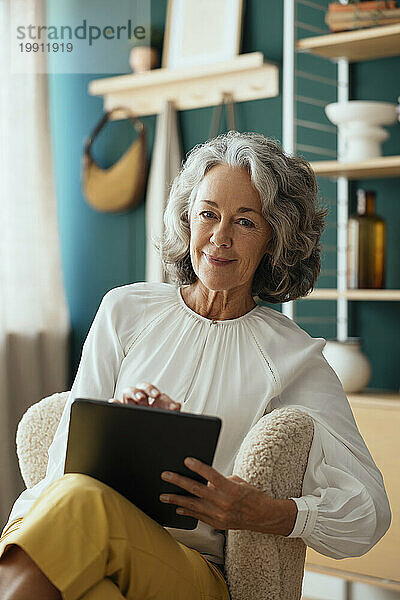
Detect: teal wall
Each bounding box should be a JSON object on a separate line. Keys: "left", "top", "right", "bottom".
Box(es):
{"left": 46, "top": 0, "right": 152, "bottom": 377}
{"left": 48, "top": 1, "right": 400, "bottom": 392}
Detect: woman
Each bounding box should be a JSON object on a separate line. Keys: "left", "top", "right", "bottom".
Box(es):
{"left": 0, "top": 132, "right": 391, "bottom": 600}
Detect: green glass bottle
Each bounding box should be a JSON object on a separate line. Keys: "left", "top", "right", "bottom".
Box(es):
{"left": 347, "top": 189, "right": 386, "bottom": 289}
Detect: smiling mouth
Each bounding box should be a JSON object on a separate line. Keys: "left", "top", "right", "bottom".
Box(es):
{"left": 204, "top": 253, "right": 235, "bottom": 266}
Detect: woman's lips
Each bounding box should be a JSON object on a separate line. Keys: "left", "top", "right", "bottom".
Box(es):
{"left": 204, "top": 253, "right": 235, "bottom": 266}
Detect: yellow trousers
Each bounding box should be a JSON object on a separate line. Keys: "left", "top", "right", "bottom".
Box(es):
{"left": 0, "top": 474, "right": 230, "bottom": 600}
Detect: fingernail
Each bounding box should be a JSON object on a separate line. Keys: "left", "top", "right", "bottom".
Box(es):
{"left": 150, "top": 389, "right": 158, "bottom": 397}
{"left": 135, "top": 392, "right": 143, "bottom": 400}
{"left": 169, "top": 402, "right": 176, "bottom": 409}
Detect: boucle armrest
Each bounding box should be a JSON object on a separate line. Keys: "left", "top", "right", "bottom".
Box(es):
{"left": 225, "top": 407, "right": 314, "bottom": 600}
{"left": 16, "top": 391, "right": 70, "bottom": 488}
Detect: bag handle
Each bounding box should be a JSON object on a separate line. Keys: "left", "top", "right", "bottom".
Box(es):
{"left": 84, "top": 107, "right": 144, "bottom": 157}
{"left": 209, "top": 93, "right": 237, "bottom": 139}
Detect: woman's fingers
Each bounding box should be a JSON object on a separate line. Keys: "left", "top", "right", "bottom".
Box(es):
{"left": 134, "top": 382, "right": 161, "bottom": 403}
{"left": 107, "top": 387, "right": 150, "bottom": 406}
{"left": 122, "top": 386, "right": 150, "bottom": 406}
{"left": 135, "top": 383, "right": 181, "bottom": 411}
{"left": 109, "top": 382, "right": 181, "bottom": 412}
{"left": 153, "top": 393, "right": 181, "bottom": 412}
{"left": 107, "top": 395, "right": 140, "bottom": 405}
{"left": 135, "top": 383, "right": 180, "bottom": 411}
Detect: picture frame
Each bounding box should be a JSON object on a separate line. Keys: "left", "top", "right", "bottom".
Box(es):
{"left": 162, "top": 0, "right": 244, "bottom": 69}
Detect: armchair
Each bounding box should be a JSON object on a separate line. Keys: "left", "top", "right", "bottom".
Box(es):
{"left": 15, "top": 392, "right": 314, "bottom": 600}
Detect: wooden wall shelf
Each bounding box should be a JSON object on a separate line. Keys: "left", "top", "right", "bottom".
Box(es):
{"left": 310, "top": 155, "right": 400, "bottom": 180}
{"left": 88, "top": 52, "right": 279, "bottom": 118}
{"left": 297, "top": 23, "right": 400, "bottom": 62}
{"left": 303, "top": 289, "right": 400, "bottom": 301}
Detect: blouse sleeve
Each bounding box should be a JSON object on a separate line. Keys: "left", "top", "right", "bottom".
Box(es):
{"left": 273, "top": 336, "right": 391, "bottom": 560}
{"left": 5, "top": 288, "right": 125, "bottom": 526}
{"left": 45, "top": 288, "right": 126, "bottom": 483}
{"left": 285, "top": 421, "right": 387, "bottom": 559}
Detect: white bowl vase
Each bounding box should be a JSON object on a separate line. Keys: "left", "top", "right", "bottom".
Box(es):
{"left": 323, "top": 338, "right": 371, "bottom": 393}
{"left": 325, "top": 101, "right": 398, "bottom": 162}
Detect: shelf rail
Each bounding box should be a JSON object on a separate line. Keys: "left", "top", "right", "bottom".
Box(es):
{"left": 282, "top": 0, "right": 297, "bottom": 321}
{"left": 283, "top": 0, "right": 350, "bottom": 341}
{"left": 336, "top": 58, "right": 349, "bottom": 341}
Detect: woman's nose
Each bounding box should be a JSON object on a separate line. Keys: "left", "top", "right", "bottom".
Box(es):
{"left": 211, "top": 231, "right": 231, "bottom": 247}
{"left": 210, "top": 222, "right": 232, "bottom": 247}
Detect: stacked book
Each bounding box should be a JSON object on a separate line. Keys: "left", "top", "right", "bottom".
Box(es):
{"left": 325, "top": 1, "right": 400, "bottom": 32}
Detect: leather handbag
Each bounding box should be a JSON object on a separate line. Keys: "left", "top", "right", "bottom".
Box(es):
{"left": 209, "top": 92, "right": 237, "bottom": 138}
{"left": 82, "top": 107, "right": 147, "bottom": 213}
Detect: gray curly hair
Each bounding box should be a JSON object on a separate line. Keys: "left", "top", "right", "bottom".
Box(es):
{"left": 153, "top": 131, "right": 329, "bottom": 303}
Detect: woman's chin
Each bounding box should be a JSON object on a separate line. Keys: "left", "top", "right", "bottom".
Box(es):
{"left": 198, "top": 273, "right": 238, "bottom": 291}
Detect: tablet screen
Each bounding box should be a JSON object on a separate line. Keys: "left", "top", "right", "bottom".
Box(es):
{"left": 64, "top": 398, "right": 222, "bottom": 529}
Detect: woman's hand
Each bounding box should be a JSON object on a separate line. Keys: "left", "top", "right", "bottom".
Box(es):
{"left": 159, "top": 457, "right": 298, "bottom": 535}
{"left": 108, "top": 382, "right": 181, "bottom": 412}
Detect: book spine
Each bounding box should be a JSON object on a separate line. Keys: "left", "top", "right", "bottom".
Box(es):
{"left": 326, "top": 15, "right": 400, "bottom": 30}
{"left": 328, "top": 1, "right": 396, "bottom": 12}
{"left": 327, "top": 7, "right": 400, "bottom": 20}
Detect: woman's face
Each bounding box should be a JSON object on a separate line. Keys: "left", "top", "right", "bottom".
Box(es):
{"left": 189, "top": 164, "right": 273, "bottom": 293}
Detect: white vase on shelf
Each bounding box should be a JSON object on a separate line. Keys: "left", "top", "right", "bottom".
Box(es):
{"left": 323, "top": 338, "right": 372, "bottom": 393}
{"left": 325, "top": 101, "right": 398, "bottom": 162}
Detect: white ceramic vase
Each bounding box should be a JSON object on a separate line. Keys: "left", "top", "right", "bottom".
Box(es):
{"left": 325, "top": 101, "right": 398, "bottom": 162}
{"left": 323, "top": 338, "right": 371, "bottom": 393}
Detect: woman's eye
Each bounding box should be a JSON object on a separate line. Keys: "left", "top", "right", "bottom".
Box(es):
{"left": 237, "top": 218, "right": 255, "bottom": 228}
{"left": 200, "top": 212, "right": 254, "bottom": 228}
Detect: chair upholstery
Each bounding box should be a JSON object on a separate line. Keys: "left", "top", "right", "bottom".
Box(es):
{"left": 16, "top": 391, "right": 69, "bottom": 488}
{"left": 16, "top": 392, "right": 314, "bottom": 600}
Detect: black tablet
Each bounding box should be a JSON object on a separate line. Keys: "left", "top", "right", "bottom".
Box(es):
{"left": 64, "top": 398, "right": 222, "bottom": 530}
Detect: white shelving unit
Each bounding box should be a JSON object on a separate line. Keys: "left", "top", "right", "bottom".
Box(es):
{"left": 283, "top": 1, "right": 400, "bottom": 339}
{"left": 283, "top": 2, "right": 400, "bottom": 595}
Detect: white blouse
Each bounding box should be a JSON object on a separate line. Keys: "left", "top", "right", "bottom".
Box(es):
{"left": 6, "top": 282, "right": 391, "bottom": 565}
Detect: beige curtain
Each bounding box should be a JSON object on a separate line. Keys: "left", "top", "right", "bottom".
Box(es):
{"left": 145, "top": 100, "right": 183, "bottom": 282}
{"left": 0, "top": 0, "right": 70, "bottom": 528}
